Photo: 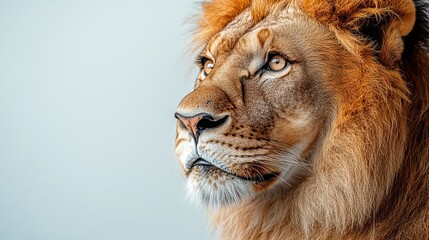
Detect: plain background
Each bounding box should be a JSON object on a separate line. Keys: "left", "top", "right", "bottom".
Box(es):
{"left": 0, "top": 0, "right": 215, "bottom": 239}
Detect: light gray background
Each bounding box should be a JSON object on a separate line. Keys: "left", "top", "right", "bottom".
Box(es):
{"left": 0, "top": 0, "right": 214, "bottom": 239}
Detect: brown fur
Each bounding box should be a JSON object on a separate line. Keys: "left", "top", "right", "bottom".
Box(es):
{"left": 176, "top": 0, "right": 429, "bottom": 239}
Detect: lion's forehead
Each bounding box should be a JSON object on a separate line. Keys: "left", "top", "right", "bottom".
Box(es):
{"left": 207, "top": 6, "right": 302, "bottom": 60}
{"left": 207, "top": 10, "right": 252, "bottom": 58}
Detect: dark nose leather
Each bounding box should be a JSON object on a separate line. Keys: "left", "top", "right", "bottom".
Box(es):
{"left": 174, "top": 113, "right": 228, "bottom": 141}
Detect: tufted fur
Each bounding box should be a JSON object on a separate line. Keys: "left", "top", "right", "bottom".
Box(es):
{"left": 177, "top": 0, "right": 429, "bottom": 239}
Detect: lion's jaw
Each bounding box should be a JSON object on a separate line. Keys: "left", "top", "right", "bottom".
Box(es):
{"left": 175, "top": 8, "right": 333, "bottom": 208}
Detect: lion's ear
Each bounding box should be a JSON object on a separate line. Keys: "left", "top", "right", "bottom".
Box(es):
{"left": 347, "top": 0, "right": 416, "bottom": 67}
{"left": 302, "top": 0, "right": 416, "bottom": 67}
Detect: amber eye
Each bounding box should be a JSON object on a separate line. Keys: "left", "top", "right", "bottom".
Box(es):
{"left": 267, "top": 55, "right": 287, "bottom": 71}
{"left": 203, "top": 59, "right": 214, "bottom": 76}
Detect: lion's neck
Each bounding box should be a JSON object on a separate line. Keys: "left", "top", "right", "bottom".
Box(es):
{"left": 373, "top": 50, "right": 429, "bottom": 239}
{"left": 211, "top": 187, "right": 302, "bottom": 240}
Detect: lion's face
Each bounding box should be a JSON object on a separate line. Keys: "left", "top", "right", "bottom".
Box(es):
{"left": 175, "top": 8, "right": 349, "bottom": 207}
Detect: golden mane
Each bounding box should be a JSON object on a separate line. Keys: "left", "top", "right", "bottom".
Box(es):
{"left": 189, "top": 0, "right": 429, "bottom": 238}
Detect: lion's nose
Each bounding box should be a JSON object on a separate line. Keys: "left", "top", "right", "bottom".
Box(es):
{"left": 174, "top": 113, "right": 228, "bottom": 141}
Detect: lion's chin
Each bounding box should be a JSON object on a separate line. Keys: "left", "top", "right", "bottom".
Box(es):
{"left": 185, "top": 165, "right": 279, "bottom": 208}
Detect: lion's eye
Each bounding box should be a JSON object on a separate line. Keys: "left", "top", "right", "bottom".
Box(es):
{"left": 203, "top": 59, "right": 214, "bottom": 76}
{"left": 267, "top": 55, "right": 287, "bottom": 71}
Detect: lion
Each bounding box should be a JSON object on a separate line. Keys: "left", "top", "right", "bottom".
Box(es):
{"left": 174, "top": 0, "right": 429, "bottom": 239}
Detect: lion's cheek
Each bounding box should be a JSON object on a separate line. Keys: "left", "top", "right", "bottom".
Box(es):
{"left": 270, "top": 110, "right": 320, "bottom": 147}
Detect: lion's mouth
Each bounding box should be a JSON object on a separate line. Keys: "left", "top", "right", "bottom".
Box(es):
{"left": 191, "top": 158, "right": 279, "bottom": 182}
{"left": 193, "top": 158, "right": 213, "bottom": 167}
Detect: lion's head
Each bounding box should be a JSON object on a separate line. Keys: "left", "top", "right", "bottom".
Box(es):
{"left": 175, "top": 0, "right": 429, "bottom": 238}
